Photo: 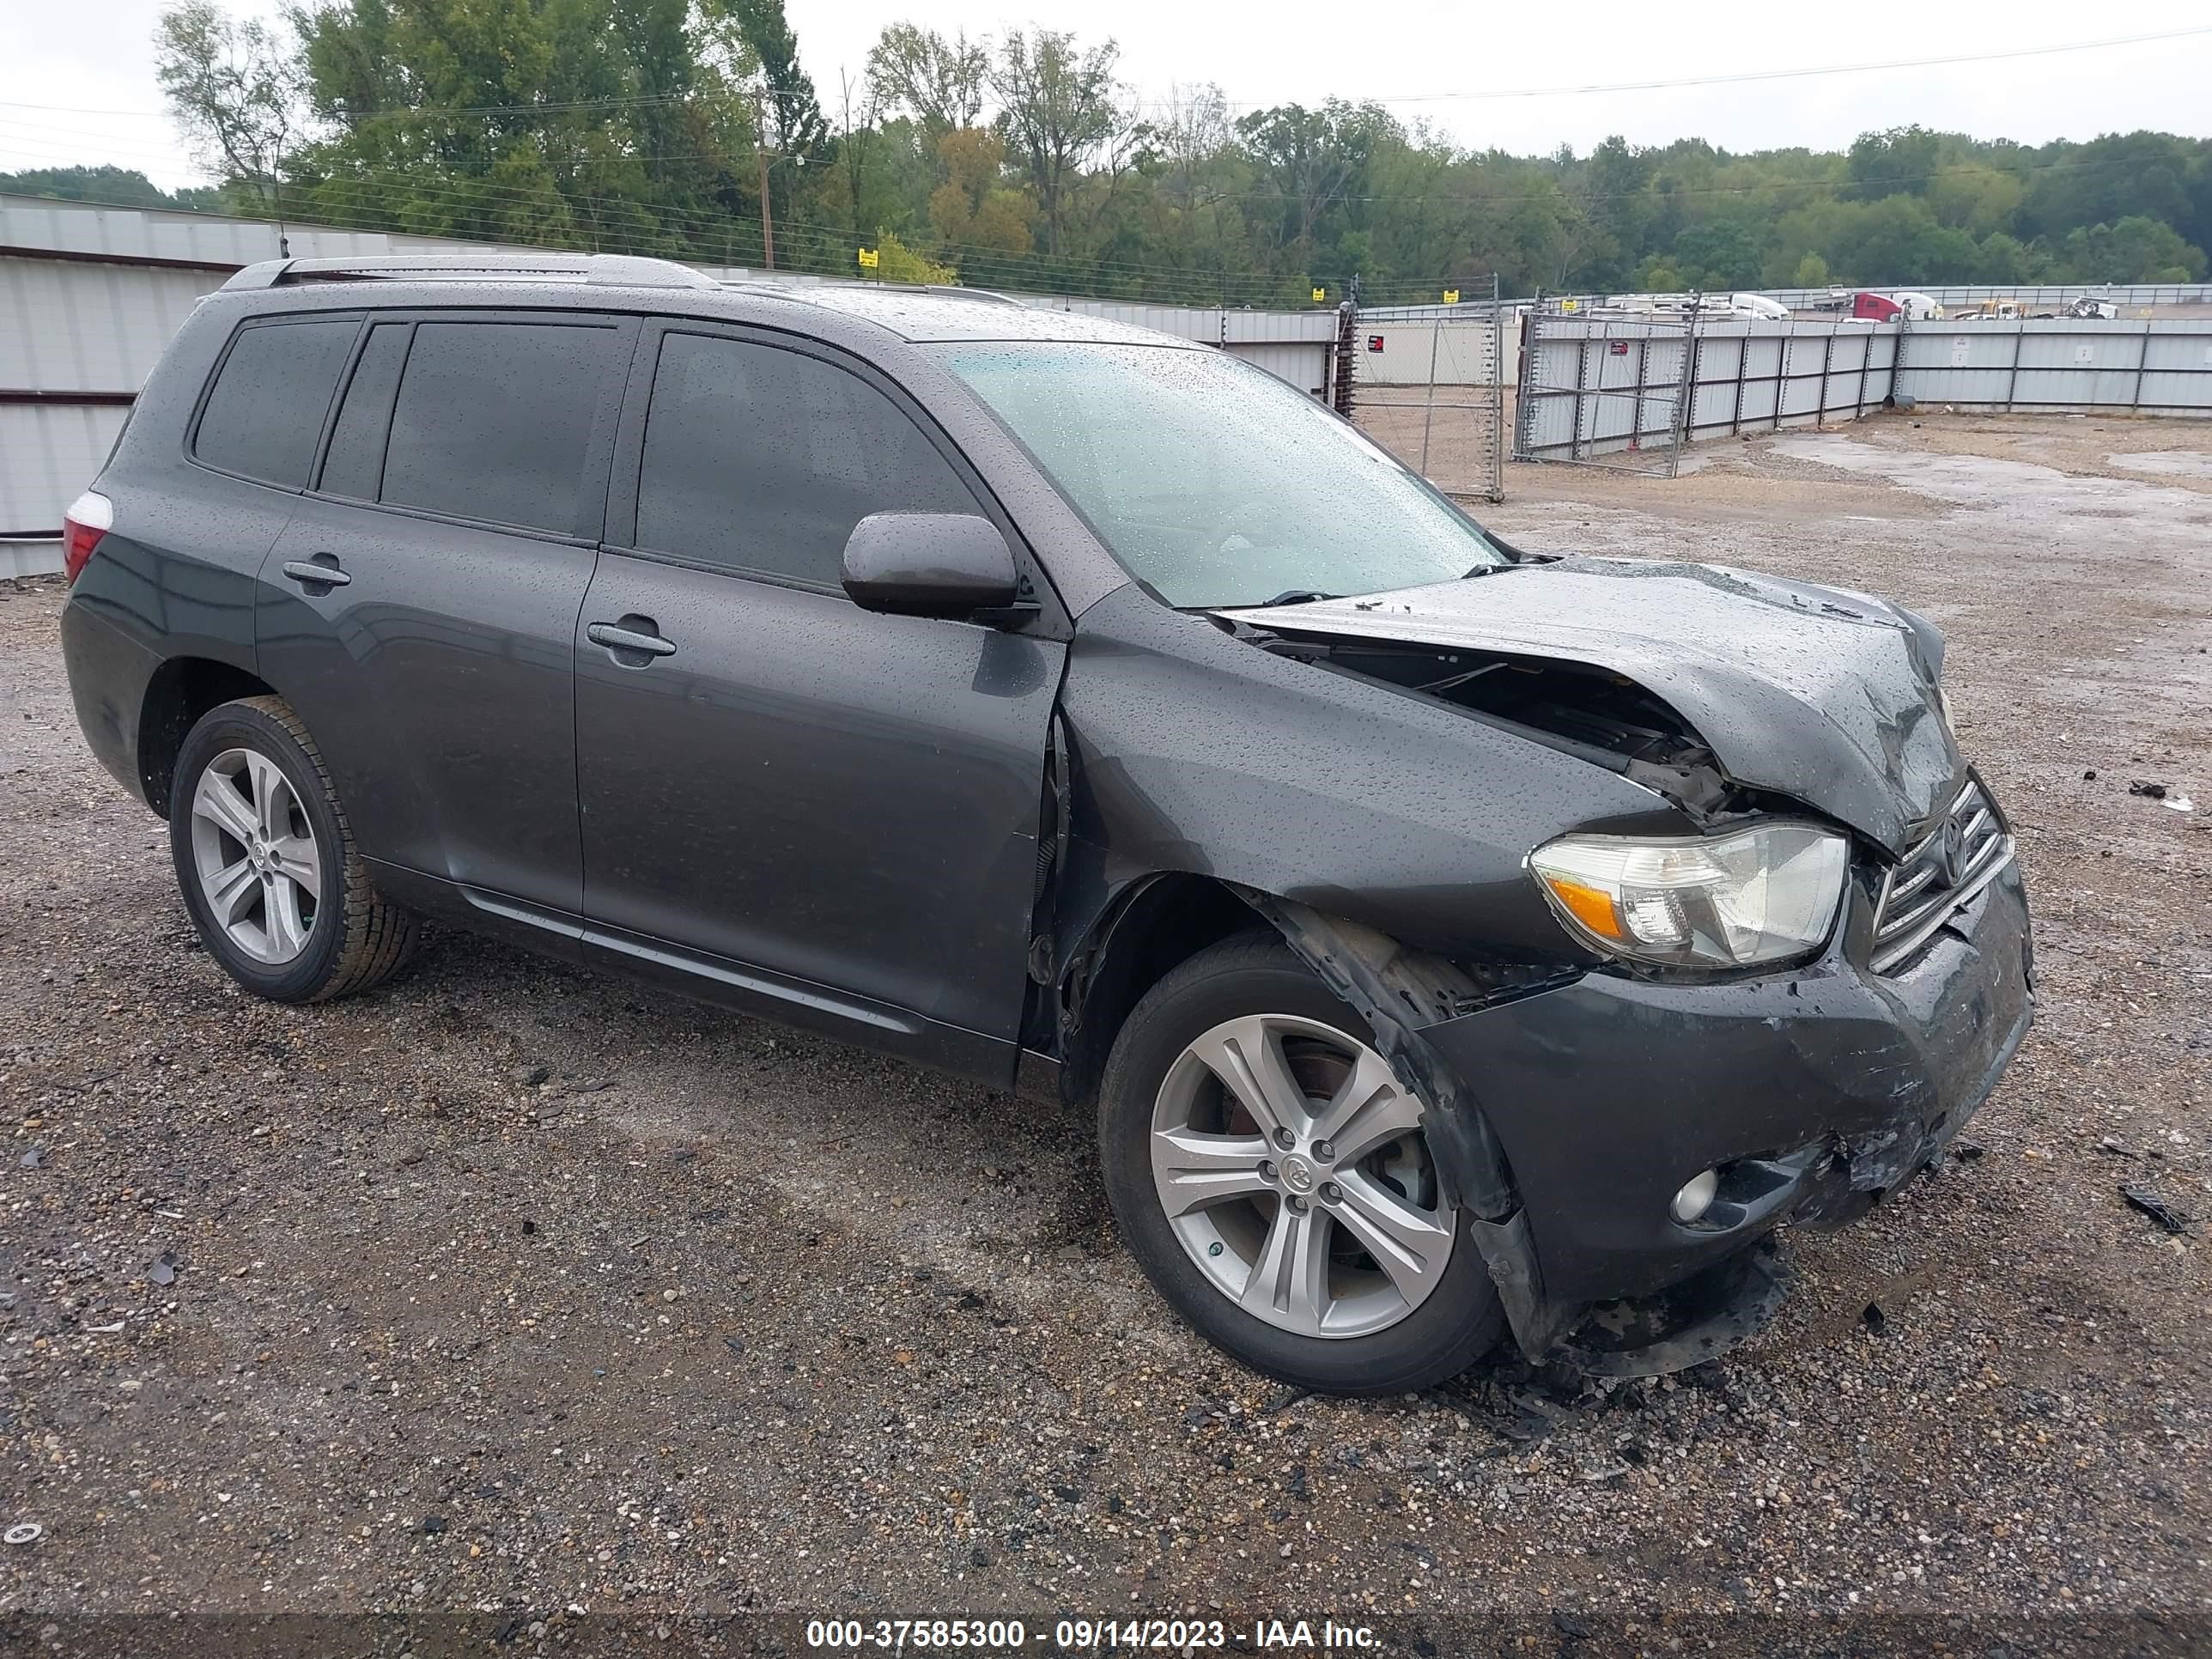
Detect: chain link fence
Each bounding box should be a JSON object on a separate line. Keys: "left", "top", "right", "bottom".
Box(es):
{"left": 1345, "top": 276, "right": 1507, "bottom": 502}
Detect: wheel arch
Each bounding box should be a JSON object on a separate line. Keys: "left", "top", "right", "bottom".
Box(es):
{"left": 1060, "top": 874, "right": 1580, "bottom": 1363}
{"left": 1053, "top": 872, "right": 1269, "bottom": 1110}
{"left": 139, "top": 656, "right": 276, "bottom": 817}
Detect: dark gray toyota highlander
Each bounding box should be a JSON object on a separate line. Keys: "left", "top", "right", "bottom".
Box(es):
{"left": 59, "top": 252, "right": 2032, "bottom": 1394}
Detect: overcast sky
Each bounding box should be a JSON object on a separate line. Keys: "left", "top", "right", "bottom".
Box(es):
{"left": 2, "top": 0, "right": 2208, "bottom": 193}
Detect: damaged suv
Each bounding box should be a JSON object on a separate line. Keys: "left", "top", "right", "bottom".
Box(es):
{"left": 62, "top": 255, "right": 2032, "bottom": 1393}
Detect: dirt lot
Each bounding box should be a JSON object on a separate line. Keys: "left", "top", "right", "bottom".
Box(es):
{"left": 3, "top": 413, "right": 2209, "bottom": 1655}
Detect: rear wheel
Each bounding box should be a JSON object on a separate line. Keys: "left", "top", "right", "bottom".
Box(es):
{"left": 1099, "top": 935, "right": 1504, "bottom": 1395}
{"left": 169, "top": 696, "right": 418, "bottom": 1002}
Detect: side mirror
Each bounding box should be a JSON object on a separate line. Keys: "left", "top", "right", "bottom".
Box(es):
{"left": 842, "top": 513, "right": 1021, "bottom": 617}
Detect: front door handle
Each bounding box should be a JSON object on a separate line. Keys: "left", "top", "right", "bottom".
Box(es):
{"left": 587, "top": 618, "right": 678, "bottom": 663}
{"left": 281, "top": 556, "right": 350, "bottom": 590}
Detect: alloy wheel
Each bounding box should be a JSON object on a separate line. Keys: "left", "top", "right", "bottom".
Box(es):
{"left": 1148, "top": 1013, "right": 1455, "bottom": 1339}
{"left": 187, "top": 747, "right": 321, "bottom": 965}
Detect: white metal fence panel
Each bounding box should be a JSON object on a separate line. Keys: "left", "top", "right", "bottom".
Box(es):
{"left": 1899, "top": 320, "right": 2212, "bottom": 414}
{"left": 1, "top": 256, "right": 223, "bottom": 392}
{"left": 1757, "top": 283, "right": 2212, "bottom": 313}
{"left": 1517, "top": 312, "right": 1899, "bottom": 470}
{"left": 1355, "top": 316, "right": 1506, "bottom": 386}
{"left": 1018, "top": 296, "right": 1338, "bottom": 395}
{"left": 1, "top": 403, "right": 127, "bottom": 536}
{"left": 1223, "top": 340, "right": 1333, "bottom": 397}
{"left": 0, "top": 192, "right": 544, "bottom": 269}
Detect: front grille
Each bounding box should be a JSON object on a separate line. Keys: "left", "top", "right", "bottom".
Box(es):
{"left": 1869, "top": 780, "right": 2014, "bottom": 974}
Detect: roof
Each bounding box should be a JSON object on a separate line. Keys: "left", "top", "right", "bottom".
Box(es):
{"left": 778, "top": 283, "right": 1202, "bottom": 346}
{"left": 202, "top": 252, "right": 1203, "bottom": 349}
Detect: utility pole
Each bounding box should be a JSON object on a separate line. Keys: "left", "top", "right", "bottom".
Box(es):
{"left": 757, "top": 142, "right": 775, "bottom": 269}
{"left": 272, "top": 139, "right": 290, "bottom": 258}
{"left": 753, "top": 91, "right": 776, "bottom": 270}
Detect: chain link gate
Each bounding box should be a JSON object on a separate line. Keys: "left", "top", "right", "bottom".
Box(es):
{"left": 1512, "top": 298, "right": 1698, "bottom": 477}
{"left": 1345, "top": 276, "right": 1506, "bottom": 502}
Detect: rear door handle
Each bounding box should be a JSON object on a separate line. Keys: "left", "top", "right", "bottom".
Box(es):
{"left": 586, "top": 619, "right": 677, "bottom": 662}
{"left": 281, "top": 557, "right": 350, "bottom": 589}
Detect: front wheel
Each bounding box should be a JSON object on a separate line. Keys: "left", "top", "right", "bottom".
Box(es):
{"left": 1098, "top": 935, "right": 1504, "bottom": 1395}
{"left": 169, "top": 695, "right": 419, "bottom": 1002}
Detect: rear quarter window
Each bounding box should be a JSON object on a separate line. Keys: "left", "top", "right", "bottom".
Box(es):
{"left": 192, "top": 318, "right": 360, "bottom": 488}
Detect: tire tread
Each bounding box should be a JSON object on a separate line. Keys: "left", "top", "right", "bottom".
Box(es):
{"left": 224, "top": 696, "right": 419, "bottom": 1001}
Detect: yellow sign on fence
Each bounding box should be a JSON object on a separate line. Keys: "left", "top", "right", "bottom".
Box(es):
{"left": 857, "top": 247, "right": 879, "bottom": 270}
{"left": 1442, "top": 289, "right": 1460, "bottom": 305}
{"left": 1311, "top": 286, "right": 1326, "bottom": 302}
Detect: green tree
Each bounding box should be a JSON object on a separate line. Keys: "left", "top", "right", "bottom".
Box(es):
{"left": 0, "top": 165, "right": 223, "bottom": 210}
{"left": 869, "top": 228, "right": 955, "bottom": 283}
{"left": 2061, "top": 216, "right": 2207, "bottom": 283}
{"left": 990, "top": 27, "right": 1122, "bottom": 258}
{"left": 1236, "top": 100, "right": 1394, "bottom": 263}
{"left": 1845, "top": 125, "right": 1942, "bottom": 200}
{"left": 712, "top": 0, "right": 824, "bottom": 158}
{"left": 866, "top": 23, "right": 988, "bottom": 137}
{"left": 1670, "top": 220, "right": 1765, "bottom": 289}
{"left": 927, "top": 127, "right": 1034, "bottom": 260}
{"left": 115, "top": 9, "right": 2212, "bottom": 308}
{"left": 1572, "top": 135, "right": 1654, "bottom": 289}
{"left": 155, "top": 0, "right": 301, "bottom": 214}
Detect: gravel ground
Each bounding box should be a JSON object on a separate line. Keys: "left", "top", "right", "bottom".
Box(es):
{"left": 3, "top": 414, "right": 2209, "bottom": 1656}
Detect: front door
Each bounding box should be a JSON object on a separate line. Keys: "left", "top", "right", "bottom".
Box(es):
{"left": 574, "top": 326, "right": 1065, "bottom": 1072}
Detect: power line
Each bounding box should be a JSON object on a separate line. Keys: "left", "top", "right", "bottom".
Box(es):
{"left": 3, "top": 22, "right": 2206, "bottom": 125}
{"left": 1373, "top": 24, "right": 2212, "bottom": 101}
{"left": 0, "top": 169, "right": 1376, "bottom": 302}
{"left": 3, "top": 121, "right": 2191, "bottom": 212}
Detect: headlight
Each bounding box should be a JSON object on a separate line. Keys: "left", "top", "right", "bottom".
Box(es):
{"left": 1528, "top": 823, "right": 1849, "bottom": 969}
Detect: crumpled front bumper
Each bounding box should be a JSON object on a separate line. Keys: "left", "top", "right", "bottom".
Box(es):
{"left": 1419, "top": 856, "right": 2033, "bottom": 1368}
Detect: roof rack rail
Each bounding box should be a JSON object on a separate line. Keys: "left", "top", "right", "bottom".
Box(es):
{"left": 221, "top": 252, "right": 719, "bottom": 292}
{"left": 834, "top": 282, "right": 1021, "bottom": 306}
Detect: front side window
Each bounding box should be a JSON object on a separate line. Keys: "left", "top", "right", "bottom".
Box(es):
{"left": 633, "top": 332, "right": 977, "bottom": 586}
{"left": 193, "top": 318, "right": 358, "bottom": 487}
{"left": 380, "top": 321, "right": 616, "bottom": 536}
{"left": 938, "top": 342, "right": 1506, "bottom": 609}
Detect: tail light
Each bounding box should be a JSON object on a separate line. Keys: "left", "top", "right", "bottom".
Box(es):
{"left": 61, "top": 490, "right": 112, "bottom": 584}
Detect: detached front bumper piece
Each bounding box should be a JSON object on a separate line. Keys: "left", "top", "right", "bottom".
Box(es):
{"left": 1421, "top": 858, "right": 2033, "bottom": 1370}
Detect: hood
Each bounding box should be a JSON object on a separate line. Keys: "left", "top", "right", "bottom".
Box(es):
{"left": 1218, "top": 556, "right": 1962, "bottom": 854}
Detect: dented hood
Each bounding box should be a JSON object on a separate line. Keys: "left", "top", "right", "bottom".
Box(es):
{"left": 1218, "top": 556, "right": 1962, "bottom": 854}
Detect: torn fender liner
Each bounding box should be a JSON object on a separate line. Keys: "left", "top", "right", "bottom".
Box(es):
{"left": 1231, "top": 889, "right": 1589, "bottom": 1358}
{"left": 1220, "top": 556, "right": 1961, "bottom": 854}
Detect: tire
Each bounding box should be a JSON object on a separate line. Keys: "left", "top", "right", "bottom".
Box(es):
{"left": 1099, "top": 934, "right": 1505, "bottom": 1395}
{"left": 168, "top": 695, "right": 419, "bottom": 1003}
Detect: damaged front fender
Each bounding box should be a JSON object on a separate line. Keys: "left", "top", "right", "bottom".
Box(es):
{"left": 1230, "top": 890, "right": 1590, "bottom": 1360}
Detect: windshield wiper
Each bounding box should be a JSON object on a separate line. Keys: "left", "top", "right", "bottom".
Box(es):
{"left": 1258, "top": 589, "right": 1340, "bottom": 607}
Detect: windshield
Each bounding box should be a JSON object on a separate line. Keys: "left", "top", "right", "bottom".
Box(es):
{"left": 937, "top": 342, "right": 1507, "bottom": 609}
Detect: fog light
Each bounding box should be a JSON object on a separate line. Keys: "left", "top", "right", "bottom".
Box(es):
{"left": 1670, "top": 1168, "right": 1720, "bottom": 1224}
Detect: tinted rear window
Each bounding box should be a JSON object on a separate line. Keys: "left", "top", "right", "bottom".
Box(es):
{"left": 380, "top": 321, "right": 615, "bottom": 535}
{"left": 193, "top": 319, "right": 358, "bottom": 487}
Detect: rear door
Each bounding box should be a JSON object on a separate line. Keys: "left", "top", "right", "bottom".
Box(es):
{"left": 257, "top": 310, "right": 634, "bottom": 918}
{"left": 573, "top": 323, "right": 1066, "bottom": 1072}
